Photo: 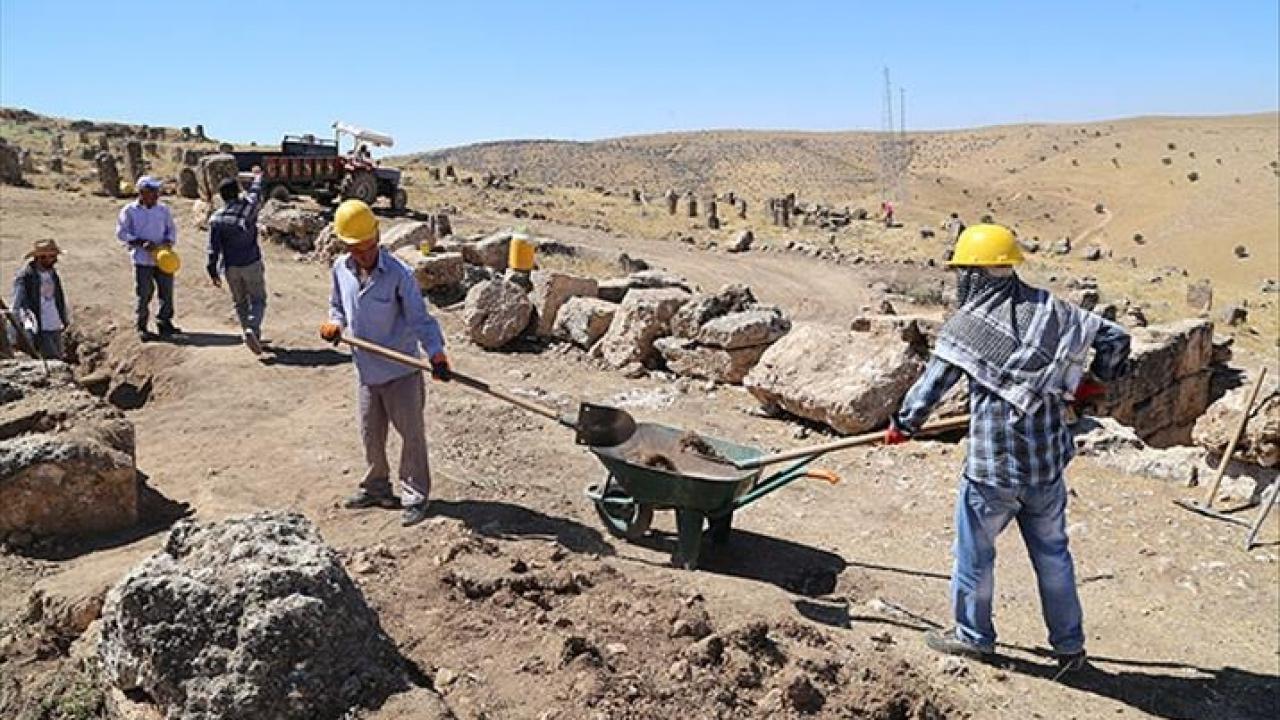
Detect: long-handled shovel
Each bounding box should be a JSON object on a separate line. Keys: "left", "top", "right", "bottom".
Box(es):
{"left": 337, "top": 335, "right": 637, "bottom": 447}
{"left": 730, "top": 414, "right": 971, "bottom": 470}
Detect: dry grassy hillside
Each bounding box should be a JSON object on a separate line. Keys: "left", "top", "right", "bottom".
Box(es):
{"left": 408, "top": 114, "right": 1279, "bottom": 294}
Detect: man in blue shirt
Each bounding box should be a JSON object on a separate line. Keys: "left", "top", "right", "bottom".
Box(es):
{"left": 116, "top": 176, "right": 179, "bottom": 340}
{"left": 886, "top": 224, "right": 1130, "bottom": 673}
{"left": 208, "top": 167, "right": 267, "bottom": 354}
{"left": 320, "top": 199, "right": 451, "bottom": 527}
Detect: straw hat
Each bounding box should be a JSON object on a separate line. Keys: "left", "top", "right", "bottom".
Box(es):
{"left": 25, "top": 238, "right": 62, "bottom": 259}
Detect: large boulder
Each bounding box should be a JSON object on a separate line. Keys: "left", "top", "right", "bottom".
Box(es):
{"left": 529, "top": 271, "right": 598, "bottom": 337}
{"left": 669, "top": 284, "right": 757, "bottom": 338}
{"left": 195, "top": 153, "right": 239, "bottom": 202}
{"left": 257, "top": 199, "right": 327, "bottom": 253}
{"left": 0, "top": 360, "right": 137, "bottom": 537}
{"left": 98, "top": 512, "right": 423, "bottom": 720}
{"left": 598, "top": 270, "right": 694, "bottom": 303}
{"left": 553, "top": 297, "right": 617, "bottom": 349}
{"left": 655, "top": 338, "right": 769, "bottom": 384}
{"left": 697, "top": 308, "right": 791, "bottom": 350}
{"left": 1100, "top": 318, "right": 1214, "bottom": 446}
{"left": 0, "top": 140, "right": 23, "bottom": 186}
{"left": 464, "top": 279, "right": 533, "bottom": 349}
{"left": 177, "top": 166, "right": 199, "bottom": 199}
{"left": 1192, "top": 379, "right": 1279, "bottom": 467}
{"left": 382, "top": 220, "right": 435, "bottom": 253}
{"left": 744, "top": 323, "right": 929, "bottom": 434}
{"left": 461, "top": 231, "right": 511, "bottom": 270}
{"left": 394, "top": 248, "right": 466, "bottom": 293}
{"left": 594, "top": 288, "right": 691, "bottom": 368}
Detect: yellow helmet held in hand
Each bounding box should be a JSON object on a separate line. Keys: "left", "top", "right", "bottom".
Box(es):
{"left": 154, "top": 246, "right": 181, "bottom": 275}
{"left": 334, "top": 199, "right": 379, "bottom": 245}
{"left": 948, "top": 224, "right": 1024, "bottom": 267}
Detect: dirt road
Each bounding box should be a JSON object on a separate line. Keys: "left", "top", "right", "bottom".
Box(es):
{"left": 1, "top": 185, "right": 1277, "bottom": 719}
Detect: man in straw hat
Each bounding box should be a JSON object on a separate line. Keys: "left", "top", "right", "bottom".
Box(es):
{"left": 11, "top": 238, "right": 70, "bottom": 359}
{"left": 116, "top": 175, "right": 179, "bottom": 341}
{"left": 319, "top": 199, "right": 451, "bottom": 527}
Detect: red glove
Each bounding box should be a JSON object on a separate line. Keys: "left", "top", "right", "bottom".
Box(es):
{"left": 1074, "top": 379, "right": 1106, "bottom": 403}
{"left": 319, "top": 322, "right": 342, "bottom": 344}
{"left": 429, "top": 352, "right": 451, "bottom": 382}
{"left": 884, "top": 425, "right": 911, "bottom": 446}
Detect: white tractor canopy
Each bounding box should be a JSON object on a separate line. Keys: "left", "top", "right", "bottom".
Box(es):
{"left": 331, "top": 121, "right": 395, "bottom": 148}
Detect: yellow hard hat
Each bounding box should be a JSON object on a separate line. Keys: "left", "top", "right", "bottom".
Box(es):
{"left": 154, "top": 246, "right": 181, "bottom": 275}
{"left": 948, "top": 224, "right": 1024, "bottom": 267}
{"left": 334, "top": 199, "right": 379, "bottom": 245}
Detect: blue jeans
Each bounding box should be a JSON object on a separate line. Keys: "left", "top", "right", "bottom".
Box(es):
{"left": 951, "top": 477, "right": 1085, "bottom": 655}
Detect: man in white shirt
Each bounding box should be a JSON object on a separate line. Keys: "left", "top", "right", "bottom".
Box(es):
{"left": 10, "top": 239, "right": 69, "bottom": 359}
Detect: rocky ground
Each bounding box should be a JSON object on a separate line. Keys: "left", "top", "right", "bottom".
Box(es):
{"left": 1, "top": 109, "right": 1278, "bottom": 719}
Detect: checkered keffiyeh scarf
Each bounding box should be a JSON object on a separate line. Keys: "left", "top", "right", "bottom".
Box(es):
{"left": 936, "top": 269, "right": 1102, "bottom": 415}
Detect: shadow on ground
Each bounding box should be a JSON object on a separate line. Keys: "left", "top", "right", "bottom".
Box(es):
{"left": 431, "top": 499, "right": 614, "bottom": 556}
{"left": 259, "top": 346, "right": 352, "bottom": 368}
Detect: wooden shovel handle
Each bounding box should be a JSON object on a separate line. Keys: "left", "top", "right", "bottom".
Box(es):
{"left": 338, "top": 334, "right": 568, "bottom": 425}
{"left": 734, "top": 414, "right": 971, "bottom": 470}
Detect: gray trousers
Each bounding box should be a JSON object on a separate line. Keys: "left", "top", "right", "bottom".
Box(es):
{"left": 225, "top": 260, "right": 267, "bottom": 336}
{"left": 134, "top": 264, "right": 174, "bottom": 329}
{"left": 358, "top": 371, "right": 431, "bottom": 507}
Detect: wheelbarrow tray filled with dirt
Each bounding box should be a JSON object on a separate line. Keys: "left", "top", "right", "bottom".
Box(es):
{"left": 585, "top": 422, "right": 818, "bottom": 569}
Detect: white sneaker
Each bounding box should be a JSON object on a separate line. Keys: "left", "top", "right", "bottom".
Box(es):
{"left": 243, "top": 329, "right": 263, "bottom": 355}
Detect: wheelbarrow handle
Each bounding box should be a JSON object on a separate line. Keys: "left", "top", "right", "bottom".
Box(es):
{"left": 337, "top": 335, "right": 573, "bottom": 428}
{"left": 732, "top": 415, "right": 971, "bottom": 469}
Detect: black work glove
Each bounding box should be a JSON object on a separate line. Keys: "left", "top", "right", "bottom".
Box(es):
{"left": 429, "top": 352, "right": 452, "bottom": 382}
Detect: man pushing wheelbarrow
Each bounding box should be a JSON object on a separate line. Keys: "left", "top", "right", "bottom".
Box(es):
{"left": 885, "top": 224, "right": 1131, "bottom": 673}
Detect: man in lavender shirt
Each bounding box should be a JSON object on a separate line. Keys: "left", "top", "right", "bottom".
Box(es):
{"left": 116, "top": 176, "right": 180, "bottom": 340}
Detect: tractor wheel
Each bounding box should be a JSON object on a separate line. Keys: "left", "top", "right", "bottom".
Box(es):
{"left": 268, "top": 184, "right": 291, "bottom": 202}
{"left": 391, "top": 188, "right": 408, "bottom": 212}
{"left": 340, "top": 170, "right": 378, "bottom": 205}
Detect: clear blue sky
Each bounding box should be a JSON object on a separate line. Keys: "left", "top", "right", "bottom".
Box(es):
{"left": 2, "top": 1, "right": 1276, "bottom": 153}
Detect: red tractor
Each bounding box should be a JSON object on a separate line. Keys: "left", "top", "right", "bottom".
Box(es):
{"left": 232, "top": 121, "right": 407, "bottom": 210}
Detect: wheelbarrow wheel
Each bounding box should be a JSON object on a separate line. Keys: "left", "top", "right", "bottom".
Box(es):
{"left": 593, "top": 474, "right": 654, "bottom": 541}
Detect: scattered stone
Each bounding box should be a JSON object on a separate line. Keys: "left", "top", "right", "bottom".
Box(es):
{"left": 529, "top": 271, "right": 598, "bottom": 337}
{"left": 1261, "top": 279, "right": 1279, "bottom": 294}
{"left": 654, "top": 338, "right": 769, "bottom": 385}
{"left": 595, "top": 288, "right": 691, "bottom": 368}
{"left": 1185, "top": 280, "right": 1213, "bottom": 312}
{"left": 670, "top": 284, "right": 757, "bottom": 338}
{"left": 98, "top": 512, "right": 419, "bottom": 720}
{"left": 744, "top": 324, "right": 928, "bottom": 434}
{"left": 1187, "top": 171, "right": 1199, "bottom": 182}
{"left": 464, "top": 280, "right": 534, "bottom": 350}
{"left": 728, "top": 229, "right": 754, "bottom": 253}
{"left": 1, "top": 360, "right": 138, "bottom": 538}
{"left": 697, "top": 308, "right": 791, "bottom": 350}
{"left": 1125, "top": 306, "right": 1149, "bottom": 328}
{"left": 1234, "top": 245, "right": 1248, "bottom": 259}
{"left": 1081, "top": 244, "right": 1103, "bottom": 261}
{"left": 553, "top": 297, "right": 617, "bottom": 348}
{"left": 1052, "top": 237, "right": 1072, "bottom": 255}
{"left": 1072, "top": 288, "right": 1100, "bottom": 311}
{"left": 381, "top": 220, "right": 435, "bottom": 253}
{"left": 462, "top": 231, "right": 512, "bottom": 270}
{"left": 394, "top": 249, "right": 465, "bottom": 294}
{"left": 1223, "top": 305, "right": 1248, "bottom": 327}
{"left": 1193, "top": 379, "right": 1279, "bottom": 467}
{"left": 256, "top": 200, "right": 327, "bottom": 253}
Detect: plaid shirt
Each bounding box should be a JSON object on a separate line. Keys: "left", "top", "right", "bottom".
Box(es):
{"left": 207, "top": 177, "right": 263, "bottom": 277}
{"left": 895, "top": 318, "right": 1130, "bottom": 487}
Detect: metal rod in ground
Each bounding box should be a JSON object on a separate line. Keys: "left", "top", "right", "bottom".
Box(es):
{"left": 1244, "top": 480, "right": 1280, "bottom": 550}
{"left": 1198, "top": 368, "right": 1268, "bottom": 509}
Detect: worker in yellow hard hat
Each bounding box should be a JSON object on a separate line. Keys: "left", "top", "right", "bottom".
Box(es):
{"left": 319, "top": 199, "right": 451, "bottom": 527}
{"left": 116, "top": 175, "right": 180, "bottom": 340}
{"left": 884, "top": 223, "right": 1132, "bottom": 672}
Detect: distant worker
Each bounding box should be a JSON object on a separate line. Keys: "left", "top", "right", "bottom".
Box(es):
{"left": 208, "top": 166, "right": 268, "bottom": 355}
{"left": 353, "top": 142, "right": 372, "bottom": 163}
{"left": 10, "top": 239, "right": 69, "bottom": 360}
{"left": 881, "top": 200, "right": 895, "bottom": 227}
{"left": 885, "top": 224, "right": 1130, "bottom": 673}
{"left": 945, "top": 212, "right": 966, "bottom": 243}
{"left": 319, "top": 199, "right": 452, "bottom": 527}
{"left": 116, "top": 176, "right": 180, "bottom": 341}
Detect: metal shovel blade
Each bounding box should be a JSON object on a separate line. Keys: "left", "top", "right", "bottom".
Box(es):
{"left": 575, "top": 402, "right": 637, "bottom": 447}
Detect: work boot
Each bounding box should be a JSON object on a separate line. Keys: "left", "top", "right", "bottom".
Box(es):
{"left": 137, "top": 326, "right": 157, "bottom": 342}
{"left": 924, "top": 628, "right": 993, "bottom": 660}
{"left": 158, "top": 321, "right": 182, "bottom": 337}
{"left": 401, "top": 502, "right": 432, "bottom": 527}
{"left": 1053, "top": 650, "right": 1089, "bottom": 675}
{"left": 342, "top": 490, "right": 400, "bottom": 510}
{"left": 242, "top": 329, "right": 263, "bottom": 355}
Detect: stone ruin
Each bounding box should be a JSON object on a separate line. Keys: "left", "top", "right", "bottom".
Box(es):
{"left": 0, "top": 360, "right": 138, "bottom": 542}
{"left": 99, "top": 512, "right": 441, "bottom": 720}
{"left": 0, "top": 139, "right": 24, "bottom": 186}
{"left": 94, "top": 151, "right": 121, "bottom": 197}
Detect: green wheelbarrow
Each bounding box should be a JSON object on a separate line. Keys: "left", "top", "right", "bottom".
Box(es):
{"left": 584, "top": 416, "right": 970, "bottom": 569}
